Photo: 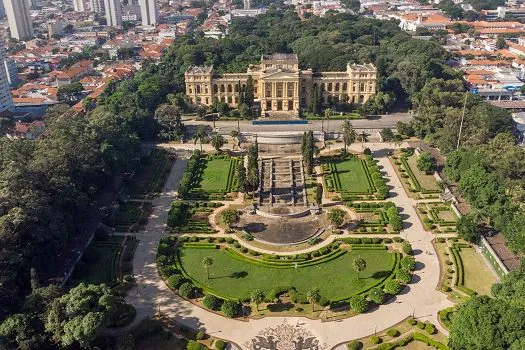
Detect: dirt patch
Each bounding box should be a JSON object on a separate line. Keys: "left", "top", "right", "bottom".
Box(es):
{"left": 239, "top": 213, "right": 329, "bottom": 244}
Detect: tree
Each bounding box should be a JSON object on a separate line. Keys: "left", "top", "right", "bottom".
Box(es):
{"left": 239, "top": 103, "right": 250, "bottom": 119}
{"left": 368, "top": 286, "right": 385, "bottom": 304}
{"left": 57, "top": 82, "right": 84, "bottom": 105}
{"left": 210, "top": 133, "right": 226, "bottom": 154}
{"left": 192, "top": 125, "right": 209, "bottom": 152}
{"left": 236, "top": 162, "right": 247, "bottom": 193}
{"left": 45, "top": 283, "right": 128, "bottom": 349}
{"left": 250, "top": 289, "right": 264, "bottom": 311}
{"left": 203, "top": 257, "right": 213, "bottom": 281}
{"left": 230, "top": 130, "right": 239, "bottom": 150}
{"left": 301, "top": 131, "right": 315, "bottom": 175}
{"left": 340, "top": 120, "right": 356, "bottom": 152}
{"left": 380, "top": 128, "right": 394, "bottom": 142}
{"left": 306, "top": 288, "right": 321, "bottom": 312}
{"left": 154, "top": 104, "right": 184, "bottom": 140}
{"left": 245, "top": 76, "right": 255, "bottom": 107}
{"left": 456, "top": 214, "right": 479, "bottom": 242}
{"left": 349, "top": 295, "right": 368, "bottom": 313}
{"left": 316, "top": 183, "right": 323, "bottom": 205}
{"left": 357, "top": 131, "right": 369, "bottom": 144}
{"left": 384, "top": 280, "right": 401, "bottom": 295}
{"left": 328, "top": 208, "right": 346, "bottom": 227}
{"left": 221, "top": 209, "right": 239, "bottom": 231}
{"left": 416, "top": 152, "right": 436, "bottom": 174}
{"left": 353, "top": 256, "right": 366, "bottom": 280}
{"left": 324, "top": 108, "right": 332, "bottom": 119}
{"left": 221, "top": 300, "right": 242, "bottom": 318}
{"left": 449, "top": 296, "right": 525, "bottom": 350}
{"left": 496, "top": 35, "right": 508, "bottom": 50}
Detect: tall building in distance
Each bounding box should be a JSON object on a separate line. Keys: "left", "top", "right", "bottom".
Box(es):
{"left": 104, "top": 0, "right": 122, "bottom": 27}
{"left": 4, "top": 0, "right": 34, "bottom": 41}
{"left": 244, "top": 0, "right": 251, "bottom": 10}
{"left": 0, "top": 41, "right": 14, "bottom": 112}
{"left": 139, "top": 0, "right": 159, "bottom": 26}
{"left": 26, "top": 0, "right": 37, "bottom": 10}
{"left": 0, "top": 1, "right": 5, "bottom": 19}
{"left": 91, "top": 0, "right": 104, "bottom": 13}
{"left": 73, "top": 0, "right": 86, "bottom": 12}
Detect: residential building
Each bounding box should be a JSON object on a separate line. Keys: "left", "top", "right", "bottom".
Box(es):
{"left": 0, "top": 0, "right": 5, "bottom": 18}
{"left": 104, "top": 0, "right": 122, "bottom": 27}
{"left": 0, "top": 41, "right": 13, "bottom": 112}
{"left": 26, "top": 0, "right": 37, "bottom": 10}
{"left": 122, "top": 3, "right": 141, "bottom": 21}
{"left": 139, "top": 0, "right": 159, "bottom": 26}
{"left": 185, "top": 54, "right": 377, "bottom": 116}
{"left": 4, "top": 0, "right": 35, "bottom": 41}
{"left": 73, "top": 0, "right": 86, "bottom": 12}
{"left": 3, "top": 58, "right": 17, "bottom": 87}
{"left": 91, "top": 0, "right": 104, "bottom": 13}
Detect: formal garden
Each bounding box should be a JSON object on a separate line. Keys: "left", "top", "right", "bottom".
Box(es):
{"left": 416, "top": 202, "right": 459, "bottom": 234}
{"left": 157, "top": 235, "right": 416, "bottom": 319}
{"left": 111, "top": 201, "right": 153, "bottom": 233}
{"left": 178, "top": 151, "right": 240, "bottom": 200}
{"left": 434, "top": 238, "right": 496, "bottom": 300}
{"left": 346, "top": 202, "right": 403, "bottom": 233}
{"left": 167, "top": 201, "right": 223, "bottom": 234}
{"left": 391, "top": 148, "right": 442, "bottom": 199}
{"left": 126, "top": 149, "right": 175, "bottom": 199}
{"left": 346, "top": 317, "right": 449, "bottom": 350}
{"left": 321, "top": 153, "right": 388, "bottom": 201}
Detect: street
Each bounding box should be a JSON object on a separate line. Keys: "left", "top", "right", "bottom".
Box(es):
{"left": 182, "top": 112, "right": 412, "bottom": 134}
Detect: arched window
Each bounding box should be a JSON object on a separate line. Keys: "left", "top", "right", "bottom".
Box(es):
{"left": 335, "top": 83, "right": 340, "bottom": 92}
{"left": 343, "top": 82, "right": 347, "bottom": 91}
{"left": 227, "top": 84, "right": 232, "bottom": 93}
{"left": 359, "top": 95, "right": 364, "bottom": 103}
{"left": 220, "top": 84, "right": 225, "bottom": 93}
{"left": 234, "top": 84, "right": 239, "bottom": 93}
{"left": 321, "top": 83, "right": 325, "bottom": 91}
{"left": 328, "top": 83, "right": 333, "bottom": 91}
{"left": 213, "top": 84, "right": 218, "bottom": 93}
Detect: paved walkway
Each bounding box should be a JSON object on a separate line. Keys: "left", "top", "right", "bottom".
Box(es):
{"left": 126, "top": 143, "right": 454, "bottom": 349}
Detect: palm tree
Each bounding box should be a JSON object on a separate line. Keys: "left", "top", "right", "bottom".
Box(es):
{"left": 230, "top": 129, "right": 239, "bottom": 150}
{"left": 340, "top": 120, "right": 356, "bottom": 152}
{"left": 193, "top": 125, "right": 208, "bottom": 152}
{"left": 203, "top": 257, "right": 213, "bottom": 281}
{"left": 306, "top": 288, "right": 321, "bottom": 313}
{"left": 353, "top": 256, "right": 367, "bottom": 280}
{"left": 210, "top": 132, "right": 226, "bottom": 154}
{"left": 250, "top": 289, "right": 265, "bottom": 311}
{"left": 358, "top": 131, "right": 369, "bottom": 145}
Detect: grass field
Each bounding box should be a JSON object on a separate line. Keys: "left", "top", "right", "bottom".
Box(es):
{"left": 459, "top": 247, "right": 496, "bottom": 295}
{"left": 405, "top": 155, "right": 440, "bottom": 192}
{"left": 199, "top": 157, "right": 232, "bottom": 193}
{"left": 332, "top": 157, "right": 371, "bottom": 193}
{"left": 178, "top": 247, "right": 394, "bottom": 301}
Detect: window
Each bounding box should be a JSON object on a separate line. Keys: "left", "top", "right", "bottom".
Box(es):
{"left": 196, "top": 85, "right": 201, "bottom": 94}
{"left": 328, "top": 83, "right": 332, "bottom": 91}
{"left": 213, "top": 84, "right": 218, "bottom": 93}
{"left": 343, "top": 83, "right": 347, "bottom": 91}
{"left": 220, "top": 84, "right": 225, "bottom": 93}
{"left": 335, "top": 83, "right": 340, "bottom": 92}
{"left": 360, "top": 83, "right": 365, "bottom": 92}
{"left": 227, "top": 84, "right": 232, "bottom": 93}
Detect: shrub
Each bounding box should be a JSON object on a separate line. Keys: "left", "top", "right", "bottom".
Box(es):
{"left": 349, "top": 295, "right": 368, "bottom": 313}
{"left": 361, "top": 237, "right": 372, "bottom": 244}
{"left": 347, "top": 340, "right": 362, "bottom": 350}
{"left": 221, "top": 300, "right": 242, "bottom": 318}
{"left": 187, "top": 340, "right": 206, "bottom": 350}
{"left": 393, "top": 237, "right": 403, "bottom": 242}
{"left": 408, "top": 318, "right": 417, "bottom": 326}
{"left": 215, "top": 340, "right": 227, "bottom": 350}
{"left": 370, "top": 336, "right": 381, "bottom": 344}
{"left": 425, "top": 322, "right": 436, "bottom": 334}
{"left": 203, "top": 294, "right": 222, "bottom": 310}
{"left": 368, "top": 286, "right": 385, "bottom": 305}
{"left": 384, "top": 280, "right": 401, "bottom": 295}
{"left": 436, "top": 237, "right": 445, "bottom": 243}
{"left": 179, "top": 282, "right": 195, "bottom": 298}
{"left": 400, "top": 256, "right": 416, "bottom": 271}
{"left": 226, "top": 237, "right": 234, "bottom": 244}
{"left": 402, "top": 242, "right": 413, "bottom": 255}
{"left": 218, "top": 237, "right": 226, "bottom": 243}
{"left": 417, "top": 321, "right": 425, "bottom": 329}
{"left": 167, "top": 275, "right": 186, "bottom": 289}
{"left": 363, "top": 148, "right": 372, "bottom": 155}
{"left": 387, "top": 328, "right": 399, "bottom": 337}
{"left": 195, "top": 331, "right": 205, "bottom": 340}
{"left": 396, "top": 269, "right": 412, "bottom": 284}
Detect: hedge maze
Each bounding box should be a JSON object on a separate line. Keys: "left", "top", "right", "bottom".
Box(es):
{"left": 322, "top": 154, "right": 388, "bottom": 200}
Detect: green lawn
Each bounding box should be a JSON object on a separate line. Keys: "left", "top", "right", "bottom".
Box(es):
{"left": 459, "top": 247, "right": 496, "bottom": 295}
{"left": 405, "top": 154, "right": 440, "bottom": 192}
{"left": 199, "top": 158, "right": 232, "bottom": 193}
{"left": 332, "top": 157, "right": 372, "bottom": 193}
{"left": 178, "top": 247, "right": 394, "bottom": 301}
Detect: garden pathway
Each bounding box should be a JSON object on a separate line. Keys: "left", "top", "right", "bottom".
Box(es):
{"left": 126, "top": 144, "right": 455, "bottom": 350}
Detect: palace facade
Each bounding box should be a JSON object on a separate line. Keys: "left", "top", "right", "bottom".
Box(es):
{"left": 184, "top": 53, "right": 377, "bottom": 115}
